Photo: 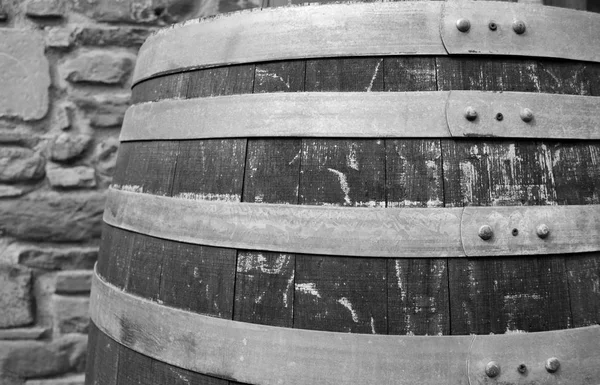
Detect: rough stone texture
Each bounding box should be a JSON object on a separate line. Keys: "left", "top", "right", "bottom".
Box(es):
{"left": 26, "top": 374, "right": 85, "bottom": 385}
{"left": 14, "top": 245, "right": 98, "bottom": 271}
{"left": 0, "top": 264, "right": 33, "bottom": 328}
{"left": 93, "top": 136, "right": 119, "bottom": 177}
{"left": 75, "top": 26, "right": 155, "bottom": 47}
{"left": 50, "top": 103, "right": 74, "bottom": 132}
{"left": 0, "top": 327, "right": 48, "bottom": 340}
{"left": 46, "top": 165, "right": 96, "bottom": 188}
{"left": 55, "top": 270, "right": 92, "bottom": 294}
{"left": 70, "top": 0, "right": 200, "bottom": 24}
{"left": 0, "top": 185, "right": 30, "bottom": 198}
{"left": 0, "top": 30, "right": 50, "bottom": 120}
{"left": 0, "top": 192, "right": 105, "bottom": 241}
{"left": 26, "top": 0, "right": 66, "bottom": 17}
{"left": 74, "top": 92, "right": 130, "bottom": 127}
{"left": 49, "top": 133, "right": 91, "bottom": 162}
{"left": 62, "top": 51, "right": 134, "bottom": 85}
{"left": 45, "top": 26, "right": 78, "bottom": 48}
{"left": 51, "top": 295, "right": 89, "bottom": 334}
{"left": 0, "top": 147, "right": 46, "bottom": 182}
{"left": 0, "top": 334, "right": 87, "bottom": 378}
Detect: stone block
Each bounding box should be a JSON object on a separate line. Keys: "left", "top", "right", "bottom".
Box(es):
{"left": 0, "top": 334, "right": 87, "bottom": 378}
{"left": 74, "top": 92, "right": 130, "bottom": 127}
{"left": 93, "top": 136, "right": 119, "bottom": 176}
{"left": 0, "top": 147, "right": 45, "bottom": 182}
{"left": 26, "top": 0, "right": 66, "bottom": 17}
{"left": 0, "top": 185, "right": 29, "bottom": 198}
{"left": 15, "top": 245, "right": 98, "bottom": 271}
{"left": 62, "top": 51, "right": 134, "bottom": 85}
{"left": 75, "top": 26, "right": 155, "bottom": 47}
{"left": 50, "top": 102, "right": 74, "bottom": 131}
{"left": 0, "top": 30, "right": 50, "bottom": 120}
{"left": 0, "top": 327, "right": 48, "bottom": 340}
{"left": 51, "top": 295, "right": 89, "bottom": 334}
{"left": 45, "top": 26, "right": 78, "bottom": 48}
{"left": 50, "top": 133, "right": 91, "bottom": 162}
{"left": 0, "top": 192, "right": 105, "bottom": 242}
{"left": 71, "top": 0, "right": 199, "bottom": 24}
{"left": 26, "top": 374, "right": 85, "bottom": 385}
{"left": 55, "top": 270, "right": 92, "bottom": 293}
{"left": 0, "top": 264, "right": 33, "bottom": 328}
{"left": 46, "top": 165, "right": 96, "bottom": 188}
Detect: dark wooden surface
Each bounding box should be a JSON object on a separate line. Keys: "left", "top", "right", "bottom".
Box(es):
{"left": 94, "top": 54, "right": 600, "bottom": 381}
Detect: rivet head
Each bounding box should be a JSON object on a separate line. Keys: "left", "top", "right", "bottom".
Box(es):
{"left": 495, "top": 112, "right": 504, "bottom": 121}
{"left": 546, "top": 357, "right": 560, "bottom": 373}
{"left": 517, "top": 364, "right": 527, "bottom": 374}
{"left": 485, "top": 361, "right": 501, "bottom": 378}
{"left": 513, "top": 20, "right": 526, "bottom": 34}
{"left": 465, "top": 107, "right": 478, "bottom": 121}
{"left": 457, "top": 18, "right": 471, "bottom": 32}
{"left": 520, "top": 108, "right": 534, "bottom": 122}
{"left": 536, "top": 224, "right": 550, "bottom": 239}
{"left": 479, "top": 225, "right": 493, "bottom": 240}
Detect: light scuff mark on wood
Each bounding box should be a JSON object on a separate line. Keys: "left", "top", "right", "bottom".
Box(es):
{"left": 326, "top": 168, "right": 351, "bottom": 205}
{"left": 365, "top": 59, "right": 383, "bottom": 92}
{"left": 174, "top": 192, "right": 241, "bottom": 202}
{"left": 337, "top": 297, "right": 358, "bottom": 323}
{"left": 295, "top": 282, "right": 321, "bottom": 298}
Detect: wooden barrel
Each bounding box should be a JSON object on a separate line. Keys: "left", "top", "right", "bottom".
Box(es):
{"left": 86, "top": 1, "right": 600, "bottom": 384}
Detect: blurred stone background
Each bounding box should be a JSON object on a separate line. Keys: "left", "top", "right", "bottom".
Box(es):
{"left": 0, "top": 0, "right": 262, "bottom": 384}
{"left": 0, "top": 0, "right": 595, "bottom": 384}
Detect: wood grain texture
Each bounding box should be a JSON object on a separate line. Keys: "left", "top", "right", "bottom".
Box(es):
{"left": 125, "top": 233, "right": 165, "bottom": 301}
{"left": 383, "top": 56, "right": 449, "bottom": 336}
{"left": 98, "top": 225, "right": 134, "bottom": 289}
{"left": 120, "top": 92, "right": 452, "bottom": 141}
{"left": 545, "top": 61, "right": 600, "bottom": 328}
{"left": 387, "top": 259, "right": 449, "bottom": 336}
{"left": 86, "top": 323, "right": 119, "bottom": 385}
{"left": 438, "top": 57, "right": 571, "bottom": 334}
{"left": 104, "top": 188, "right": 464, "bottom": 258}
{"left": 133, "top": 2, "right": 446, "bottom": 84}
{"left": 158, "top": 243, "right": 236, "bottom": 319}
{"left": 131, "top": 72, "right": 191, "bottom": 104}
{"left": 293, "top": 256, "right": 387, "bottom": 334}
{"left": 186, "top": 65, "right": 255, "bottom": 99}
{"left": 234, "top": 251, "right": 295, "bottom": 327}
{"left": 171, "top": 139, "right": 247, "bottom": 202}
{"left": 386, "top": 139, "right": 443, "bottom": 208}
{"left": 91, "top": 273, "right": 600, "bottom": 385}
{"left": 234, "top": 63, "right": 304, "bottom": 328}
{"left": 111, "top": 141, "right": 179, "bottom": 196}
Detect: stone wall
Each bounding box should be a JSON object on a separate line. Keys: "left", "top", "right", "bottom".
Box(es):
{"left": 0, "top": 0, "right": 259, "bottom": 383}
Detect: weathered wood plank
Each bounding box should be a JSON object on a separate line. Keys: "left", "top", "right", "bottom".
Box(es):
{"left": 234, "top": 251, "right": 295, "bottom": 327}
{"left": 87, "top": 323, "right": 119, "bottom": 385}
{"left": 386, "top": 140, "right": 443, "bottom": 208}
{"left": 545, "top": 60, "right": 600, "bottom": 328}
{"left": 254, "top": 61, "right": 305, "bottom": 93}
{"left": 91, "top": 274, "right": 600, "bottom": 385}
{"left": 99, "top": 225, "right": 134, "bottom": 289}
{"left": 131, "top": 71, "right": 191, "bottom": 104}
{"left": 171, "top": 140, "right": 247, "bottom": 202}
{"left": 159, "top": 243, "right": 236, "bottom": 319}
{"left": 305, "top": 58, "right": 384, "bottom": 92}
{"left": 384, "top": 56, "right": 449, "bottom": 336}
{"left": 439, "top": 57, "right": 571, "bottom": 334}
{"left": 116, "top": 339, "right": 229, "bottom": 385}
{"left": 187, "top": 65, "right": 255, "bottom": 99}
{"left": 124, "top": 233, "right": 164, "bottom": 301}
{"left": 111, "top": 141, "right": 179, "bottom": 196}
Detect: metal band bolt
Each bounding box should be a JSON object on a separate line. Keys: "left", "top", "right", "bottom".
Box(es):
{"left": 485, "top": 361, "right": 501, "bottom": 378}
{"left": 489, "top": 21, "right": 498, "bottom": 31}
{"left": 456, "top": 18, "right": 471, "bottom": 32}
{"left": 546, "top": 357, "right": 560, "bottom": 373}
{"left": 513, "top": 20, "right": 526, "bottom": 34}
{"left": 520, "top": 108, "right": 534, "bottom": 122}
{"left": 536, "top": 224, "right": 550, "bottom": 239}
{"left": 517, "top": 364, "right": 527, "bottom": 374}
{"left": 479, "top": 225, "right": 493, "bottom": 240}
{"left": 465, "top": 107, "right": 478, "bottom": 121}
